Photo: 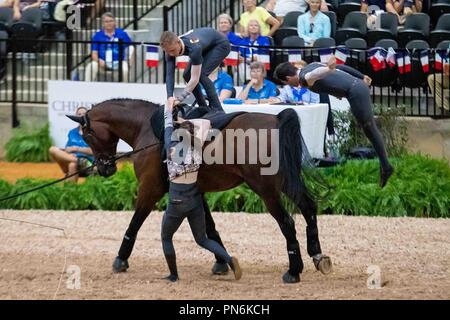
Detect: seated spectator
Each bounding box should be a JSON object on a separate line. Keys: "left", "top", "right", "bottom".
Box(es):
{"left": 266, "top": 0, "right": 328, "bottom": 21}
{"left": 217, "top": 13, "right": 242, "bottom": 46}
{"left": 239, "top": 0, "right": 280, "bottom": 37}
{"left": 238, "top": 61, "right": 278, "bottom": 104}
{"left": 297, "top": 0, "right": 331, "bottom": 46}
{"left": 385, "top": 0, "right": 422, "bottom": 24}
{"left": 275, "top": 62, "right": 320, "bottom": 104}
{"left": 428, "top": 63, "right": 449, "bottom": 113}
{"left": 0, "top": 0, "right": 20, "bottom": 20}
{"left": 238, "top": 19, "right": 271, "bottom": 82}
{"left": 49, "top": 106, "right": 95, "bottom": 182}
{"left": 201, "top": 66, "right": 234, "bottom": 102}
{"left": 85, "top": 12, "right": 132, "bottom": 82}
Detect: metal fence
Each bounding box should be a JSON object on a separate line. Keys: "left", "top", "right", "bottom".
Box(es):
{"left": 162, "top": 0, "right": 266, "bottom": 34}
{"left": 1, "top": 37, "right": 449, "bottom": 128}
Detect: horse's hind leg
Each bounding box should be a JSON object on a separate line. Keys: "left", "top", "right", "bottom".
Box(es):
{"left": 202, "top": 194, "right": 229, "bottom": 275}
{"left": 296, "top": 185, "right": 332, "bottom": 275}
{"left": 264, "top": 197, "right": 304, "bottom": 283}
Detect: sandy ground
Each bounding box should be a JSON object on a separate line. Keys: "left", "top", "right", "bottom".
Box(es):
{"left": 0, "top": 210, "right": 448, "bottom": 300}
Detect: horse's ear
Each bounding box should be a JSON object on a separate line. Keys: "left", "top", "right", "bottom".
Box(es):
{"left": 66, "top": 115, "right": 85, "bottom": 126}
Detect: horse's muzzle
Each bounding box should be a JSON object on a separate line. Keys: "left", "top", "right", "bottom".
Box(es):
{"left": 96, "top": 158, "right": 117, "bottom": 177}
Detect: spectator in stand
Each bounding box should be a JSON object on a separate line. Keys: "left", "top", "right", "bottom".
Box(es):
{"left": 85, "top": 12, "right": 132, "bottom": 82}
{"left": 201, "top": 66, "right": 235, "bottom": 102}
{"left": 217, "top": 13, "right": 242, "bottom": 46}
{"left": 238, "top": 61, "right": 278, "bottom": 104}
{"left": 297, "top": 0, "right": 331, "bottom": 46}
{"left": 0, "top": 0, "right": 20, "bottom": 20}
{"left": 428, "top": 62, "right": 450, "bottom": 113}
{"left": 385, "top": 0, "right": 422, "bottom": 24}
{"left": 49, "top": 106, "right": 95, "bottom": 183}
{"left": 237, "top": 19, "right": 271, "bottom": 82}
{"left": 360, "top": 0, "right": 418, "bottom": 26}
{"left": 239, "top": 0, "right": 280, "bottom": 37}
{"left": 266, "top": 0, "right": 328, "bottom": 21}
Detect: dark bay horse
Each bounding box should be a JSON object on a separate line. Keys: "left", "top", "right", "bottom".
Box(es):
{"left": 68, "top": 99, "right": 332, "bottom": 283}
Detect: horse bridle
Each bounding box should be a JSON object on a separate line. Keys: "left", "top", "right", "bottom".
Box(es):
{"left": 81, "top": 110, "right": 163, "bottom": 167}
{"left": 81, "top": 111, "right": 118, "bottom": 168}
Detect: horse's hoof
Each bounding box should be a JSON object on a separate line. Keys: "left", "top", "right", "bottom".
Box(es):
{"left": 282, "top": 272, "right": 300, "bottom": 284}
{"left": 112, "top": 256, "right": 129, "bottom": 273}
{"left": 313, "top": 254, "right": 333, "bottom": 275}
{"left": 212, "top": 262, "right": 229, "bottom": 275}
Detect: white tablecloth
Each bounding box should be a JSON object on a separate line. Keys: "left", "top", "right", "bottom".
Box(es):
{"left": 222, "top": 103, "right": 329, "bottom": 159}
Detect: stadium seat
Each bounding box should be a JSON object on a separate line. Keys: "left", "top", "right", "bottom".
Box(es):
{"left": 367, "top": 12, "right": 398, "bottom": 47}
{"left": 323, "top": 11, "right": 337, "bottom": 39}
{"left": 437, "top": 39, "right": 450, "bottom": 48}
{"left": 336, "top": 2, "right": 361, "bottom": 27}
{"left": 0, "top": 7, "right": 13, "bottom": 32}
{"left": 429, "top": 1, "right": 450, "bottom": 28}
{"left": 406, "top": 39, "right": 430, "bottom": 51}
{"left": 345, "top": 37, "right": 367, "bottom": 49}
{"left": 326, "top": 0, "right": 340, "bottom": 12}
{"left": 313, "top": 37, "right": 336, "bottom": 48}
{"left": 344, "top": 38, "right": 366, "bottom": 71}
{"left": 282, "top": 11, "right": 302, "bottom": 28}
{"left": 397, "top": 13, "right": 430, "bottom": 48}
{"left": 10, "top": 8, "right": 43, "bottom": 52}
{"left": 282, "top": 35, "right": 305, "bottom": 47}
{"left": 429, "top": 13, "right": 450, "bottom": 48}
{"left": 374, "top": 38, "right": 399, "bottom": 49}
{"left": 335, "top": 11, "right": 367, "bottom": 45}
{"left": 273, "top": 27, "right": 298, "bottom": 45}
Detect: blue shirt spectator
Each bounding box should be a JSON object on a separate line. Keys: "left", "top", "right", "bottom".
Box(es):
{"left": 243, "top": 79, "right": 278, "bottom": 100}
{"left": 239, "top": 34, "right": 271, "bottom": 60}
{"left": 297, "top": 0, "right": 331, "bottom": 46}
{"left": 277, "top": 84, "right": 320, "bottom": 104}
{"left": 228, "top": 32, "right": 243, "bottom": 46}
{"left": 91, "top": 28, "right": 132, "bottom": 66}
{"left": 201, "top": 70, "right": 234, "bottom": 97}
{"left": 66, "top": 127, "right": 94, "bottom": 162}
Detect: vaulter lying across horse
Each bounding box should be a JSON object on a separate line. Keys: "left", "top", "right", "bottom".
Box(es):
{"left": 68, "top": 98, "right": 333, "bottom": 283}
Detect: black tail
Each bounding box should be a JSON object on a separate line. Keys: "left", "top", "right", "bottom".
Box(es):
{"left": 277, "top": 108, "right": 308, "bottom": 206}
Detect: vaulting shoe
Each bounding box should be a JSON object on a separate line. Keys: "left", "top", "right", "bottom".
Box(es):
{"left": 380, "top": 165, "right": 394, "bottom": 188}
{"left": 229, "top": 257, "right": 242, "bottom": 280}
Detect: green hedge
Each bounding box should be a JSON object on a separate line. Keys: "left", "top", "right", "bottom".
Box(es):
{"left": 0, "top": 155, "right": 449, "bottom": 217}
{"left": 5, "top": 124, "right": 52, "bottom": 162}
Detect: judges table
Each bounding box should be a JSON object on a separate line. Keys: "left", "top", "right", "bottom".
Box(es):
{"left": 222, "top": 103, "right": 329, "bottom": 159}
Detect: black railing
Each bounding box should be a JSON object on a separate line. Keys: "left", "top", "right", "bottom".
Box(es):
{"left": 162, "top": 0, "right": 266, "bottom": 34}
{"left": 73, "top": 0, "right": 165, "bottom": 41}
{"left": 1, "top": 37, "right": 449, "bottom": 129}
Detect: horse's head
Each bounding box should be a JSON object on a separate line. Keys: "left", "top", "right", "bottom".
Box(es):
{"left": 67, "top": 110, "right": 118, "bottom": 177}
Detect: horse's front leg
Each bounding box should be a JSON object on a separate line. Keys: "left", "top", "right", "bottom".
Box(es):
{"left": 202, "top": 194, "right": 229, "bottom": 275}
{"left": 113, "top": 181, "right": 165, "bottom": 273}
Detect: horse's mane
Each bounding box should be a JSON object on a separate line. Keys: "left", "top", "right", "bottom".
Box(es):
{"left": 91, "top": 98, "right": 162, "bottom": 110}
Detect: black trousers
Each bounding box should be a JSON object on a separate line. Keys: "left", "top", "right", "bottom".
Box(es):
{"left": 161, "top": 182, "right": 232, "bottom": 263}
{"left": 183, "top": 41, "right": 230, "bottom": 111}
{"left": 347, "top": 80, "right": 390, "bottom": 169}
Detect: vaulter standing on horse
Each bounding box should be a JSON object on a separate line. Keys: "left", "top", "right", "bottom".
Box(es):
{"left": 160, "top": 28, "right": 231, "bottom": 112}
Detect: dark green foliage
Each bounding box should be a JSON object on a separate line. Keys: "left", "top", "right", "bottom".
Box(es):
{"left": 0, "top": 156, "right": 449, "bottom": 217}
{"left": 5, "top": 124, "right": 52, "bottom": 162}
